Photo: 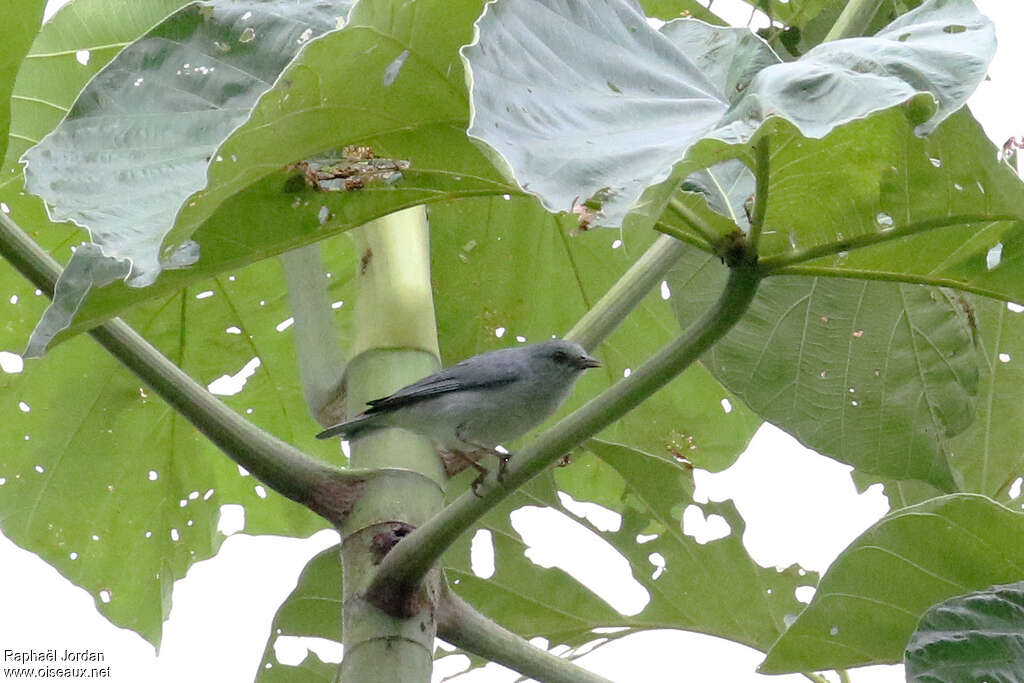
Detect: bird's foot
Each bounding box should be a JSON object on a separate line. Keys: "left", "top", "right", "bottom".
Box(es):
{"left": 442, "top": 449, "right": 490, "bottom": 497}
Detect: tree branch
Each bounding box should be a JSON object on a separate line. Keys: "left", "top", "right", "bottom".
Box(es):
{"left": 747, "top": 135, "right": 771, "bottom": 251}
{"left": 566, "top": 234, "right": 685, "bottom": 352}
{"left": 437, "top": 586, "right": 616, "bottom": 683}
{"left": 823, "top": 0, "right": 886, "bottom": 42}
{"left": 366, "top": 255, "right": 761, "bottom": 615}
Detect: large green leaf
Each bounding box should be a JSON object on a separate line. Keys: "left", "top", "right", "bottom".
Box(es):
{"left": 461, "top": 0, "right": 993, "bottom": 229}
{"left": 0, "top": 0, "right": 195, "bottom": 308}
{"left": 20, "top": 0, "right": 348, "bottom": 354}
{"left": 257, "top": 442, "right": 814, "bottom": 680}
{"left": 13, "top": 0, "right": 519, "bottom": 349}
{"left": 0, "top": 241, "right": 349, "bottom": 645}
{"left": 0, "top": 0, "right": 45, "bottom": 162}
{"left": 852, "top": 294, "right": 1024, "bottom": 507}
{"left": 947, "top": 297, "right": 1024, "bottom": 497}
{"left": 904, "top": 580, "right": 1024, "bottom": 683}
{"left": 429, "top": 196, "right": 761, "bottom": 471}
{"left": 753, "top": 110, "right": 1024, "bottom": 303}
{"left": 760, "top": 494, "right": 1024, "bottom": 673}
{"left": 669, "top": 247, "right": 979, "bottom": 491}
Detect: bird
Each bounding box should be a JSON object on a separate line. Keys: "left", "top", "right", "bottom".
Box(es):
{"left": 316, "top": 339, "right": 601, "bottom": 492}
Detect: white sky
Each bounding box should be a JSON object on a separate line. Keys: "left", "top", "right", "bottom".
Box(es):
{"left": 2, "top": 1, "right": 1022, "bottom": 682}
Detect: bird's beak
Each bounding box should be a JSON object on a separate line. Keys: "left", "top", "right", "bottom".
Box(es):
{"left": 580, "top": 355, "right": 601, "bottom": 369}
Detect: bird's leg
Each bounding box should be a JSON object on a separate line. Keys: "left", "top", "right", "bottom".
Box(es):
{"left": 454, "top": 423, "right": 515, "bottom": 490}
{"left": 450, "top": 451, "right": 489, "bottom": 497}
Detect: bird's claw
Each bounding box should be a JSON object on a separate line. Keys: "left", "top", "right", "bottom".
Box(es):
{"left": 470, "top": 470, "right": 487, "bottom": 498}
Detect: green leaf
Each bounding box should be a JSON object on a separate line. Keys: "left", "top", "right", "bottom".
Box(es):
{"left": 638, "top": 0, "right": 726, "bottom": 24}
{"left": 461, "top": 0, "right": 994, "bottom": 229}
{"left": 20, "top": 0, "right": 348, "bottom": 353}
{"left": 255, "top": 545, "right": 341, "bottom": 683}
{"left": 428, "top": 196, "right": 760, "bottom": 471}
{"left": 0, "top": 245, "right": 343, "bottom": 645}
{"left": 669, "top": 247, "right": 980, "bottom": 491}
{"left": 905, "top": 580, "right": 1024, "bottom": 683}
{"left": 18, "top": 0, "right": 514, "bottom": 347}
{"left": 0, "top": 0, "right": 195, "bottom": 300}
{"left": 947, "top": 297, "right": 1024, "bottom": 498}
{"left": 756, "top": 110, "right": 1024, "bottom": 303}
{"left": 760, "top": 494, "right": 1024, "bottom": 673}
{"left": 680, "top": 159, "right": 755, "bottom": 231}
{"left": 0, "top": 0, "right": 45, "bottom": 162}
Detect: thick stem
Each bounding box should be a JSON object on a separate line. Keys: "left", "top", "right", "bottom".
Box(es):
{"left": 366, "top": 259, "right": 761, "bottom": 613}
{"left": 748, "top": 136, "right": 771, "bottom": 250}
{"left": 823, "top": 0, "right": 886, "bottom": 42}
{"left": 666, "top": 196, "right": 722, "bottom": 247}
{"left": 437, "top": 587, "right": 616, "bottom": 683}
{"left": 281, "top": 243, "right": 345, "bottom": 424}
{"left": 337, "top": 206, "right": 445, "bottom": 683}
{"left": 0, "top": 212, "right": 348, "bottom": 516}
{"left": 566, "top": 234, "right": 685, "bottom": 352}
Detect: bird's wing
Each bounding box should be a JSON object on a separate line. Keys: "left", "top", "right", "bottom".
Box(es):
{"left": 364, "top": 356, "right": 519, "bottom": 413}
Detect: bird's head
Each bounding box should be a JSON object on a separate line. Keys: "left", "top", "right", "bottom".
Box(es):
{"left": 536, "top": 339, "right": 601, "bottom": 375}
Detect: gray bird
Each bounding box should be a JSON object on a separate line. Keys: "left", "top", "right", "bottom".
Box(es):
{"left": 316, "top": 339, "right": 600, "bottom": 490}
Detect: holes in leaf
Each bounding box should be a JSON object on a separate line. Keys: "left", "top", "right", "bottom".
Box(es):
{"left": 986, "top": 242, "right": 1003, "bottom": 270}
{"left": 681, "top": 504, "right": 731, "bottom": 544}
{"left": 470, "top": 529, "right": 495, "bottom": 579}
{"left": 0, "top": 352, "right": 24, "bottom": 374}
{"left": 795, "top": 585, "right": 816, "bottom": 603}
{"left": 218, "top": 504, "right": 245, "bottom": 535}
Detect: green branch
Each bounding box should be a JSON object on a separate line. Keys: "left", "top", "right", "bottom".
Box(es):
{"left": 366, "top": 258, "right": 761, "bottom": 614}
{"left": 437, "top": 587, "right": 616, "bottom": 683}
{"left": 0, "top": 211, "right": 355, "bottom": 522}
{"left": 758, "top": 215, "right": 1020, "bottom": 272}
{"left": 823, "top": 0, "right": 885, "bottom": 42}
{"left": 653, "top": 220, "right": 715, "bottom": 252}
{"left": 666, "top": 196, "right": 722, "bottom": 247}
{"left": 566, "top": 234, "right": 685, "bottom": 352}
{"left": 748, "top": 136, "right": 771, "bottom": 251}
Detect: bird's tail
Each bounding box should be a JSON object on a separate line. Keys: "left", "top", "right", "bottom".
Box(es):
{"left": 315, "top": 414, "right": 380, "bottom": 440}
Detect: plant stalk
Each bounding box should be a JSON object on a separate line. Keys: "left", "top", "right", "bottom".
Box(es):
{"left": 566, "top": 234, "right": 685, "bottom": 352}
{"left": 337, "top": 206, "right": 446, "bottom": 683}
{"left": 823, "top": 0, "right": 886, "bottom": 42}
{"left": 437, "top": 586, "right": 616, "bottom": 683}
{"left": 366, "top": 258, "right": 762, "bottom": 613}
{"left": 748, "top": 135, "right": 771, "bottom": 250}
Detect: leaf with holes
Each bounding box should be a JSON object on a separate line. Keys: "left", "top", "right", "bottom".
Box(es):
{"left": 669, "top": 246, "right": 979, "bottom": 491}
{"left": 904, "top": 580, "right": 1024, "bottom": 683}
{"left": 752, "top": 110, "right": 1024, "bottom": 303}
{"left": 760, "top": 494, "right": 1024, "bottom": 673}
{"left": 13, "top": 0, "right": 522, "bottom": 350}
{"left": 19, "top": 0, "right": 349, "bottom": 353}
{"left": 0, "top": 241, "right": 356, "bottom": 644}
